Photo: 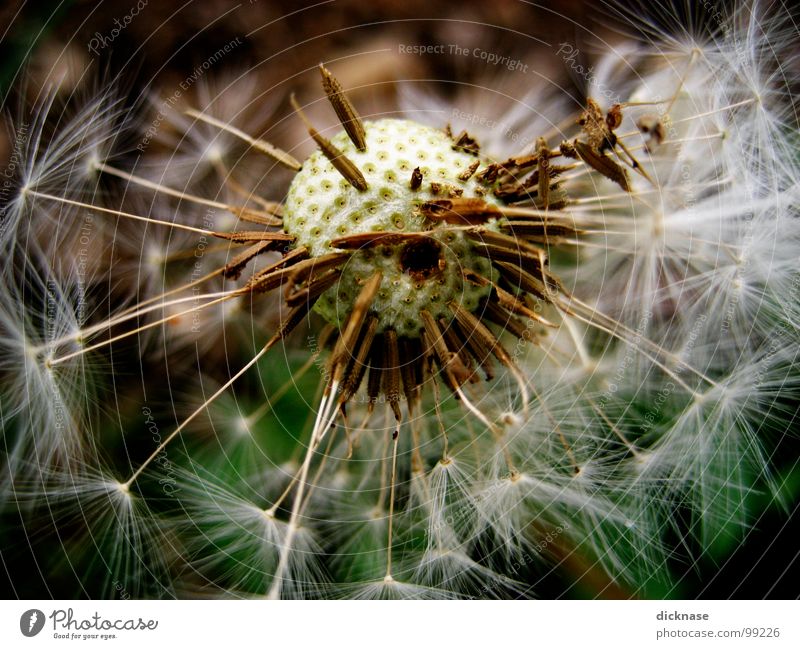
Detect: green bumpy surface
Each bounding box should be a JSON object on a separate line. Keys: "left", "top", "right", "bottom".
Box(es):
{"left": 283, "top": 118, "right": 500, "bottom": 338}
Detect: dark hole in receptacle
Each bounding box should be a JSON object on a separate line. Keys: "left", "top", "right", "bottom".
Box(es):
{"left": 399, "top": 238, "right": 444, "bottom": 280}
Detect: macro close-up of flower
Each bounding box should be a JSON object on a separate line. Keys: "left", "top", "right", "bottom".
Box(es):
{"left": 0, "top": 0, "right": 799, "bottom": 610}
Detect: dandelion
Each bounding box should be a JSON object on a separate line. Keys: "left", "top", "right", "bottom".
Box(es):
{"left": 0, "top": 244, "right": 102, "bottom": 492}
{"left": 1, "top": 0, "right": 797, "bottom": 599}
{"left": 0, "top": 84, "right": 134, "bottom": 254}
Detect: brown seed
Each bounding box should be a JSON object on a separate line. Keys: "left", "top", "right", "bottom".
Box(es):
{"left": 366, "top": 342, "right": 383, "bottom": 411}
{"left": 499, "top": 205, "right": 580, "bottom": 221}
{"left": 560, "top": 140, "right": 577, "bottom": 159}
{"left": 498, "top": 220, "right": 579, "bottom": 245}
{"left": 312, "top": 128, "right": 369, "bottom": 191}
{"left": 449, "top": 300, "right": 516, "bottom": 369}
{"left": 457, "top": 160, "right": 481, "bottom": 181}
{"left": 410, "top": 166, "right": 423, "bottom": 190}
{"left": 223, "top": 241, "right": 275, "bottom": 279}
{"left": 212, "top": 230, "right": 295, "bottom": 244}
{"left": 479, "top": 298, "right": 530, "bottom": 340}
{"left": 476, "top": 163, "right": 500, "bottom": 184}
{"left": 572, "top": 140, "right": 631, "bottom": 192}
{"left": 451, "top": 130, "right": 480, "bottom": 155}
{"left": 491, "top": 165, "right": 572, "bottom": 205}
{"left": 450, "top": 314, "right": 494, "bottom": 381}
{"left": 465, "top": 227, "right": 548, "bottom": 259}
{"left": 537, "top": 137, "right": 551, "bottom": 210}
{"left": 274, "top": 298, "right": 322, "bottom": 340}
{"left": 491, "top": 158, "right": 538, "bottom": 187}
{"left": 492, "top": 182, "right": 537, "bottom": 202}
{"left": 439, "top": 317, "right": 478, "bottom": 382}
{"left": 472, "top": 242, "right": 546, "bottom": 275}
{"left": 330, "top": 272, "right": 383, "bottom": 379}
{"left": 419, "top": 198, "right": 501, "bottom": 225}
{"left": 340, "top": 316, "right": 379, "bottom": 404}
{"left": 232, "top": 206, "right": 283, "bottom": 226}
{"left": 462, "top": 268, "right": 556, "bottom": 326}
{"left": 606, "top": 103, "right": 624, "bottom": 131}
{"left": 575, "top": 100, "right": 652, "bottom": 185}
{"left": 246, "top": 246, "right": 310, "bottom": 292}
{"left": 287, "top": 251, "right": 351, "bottom": 287}
{"left": 382, "top": 330, "right": 402, "bottom": 421}
{"left": 319, "top": 64, "right": 367, "bottom": 152}
{"left": 494, "top": 261, "right": 560, "bottom": 302}
{"left": 290, "top": 94, "right": 368, "bottom": 191}
{"left": 420, "top": 310, "right": 471, "bottom": 390}
{"left": 247, "top": 265, "right": 299, "bottom": 294}
{"left": 578, "top": 98, "right": 615, "bottom": 151}
{"left": 399, "top": 337, "right": 423, "bottom": 409}
{"left": 285, "top": 268, "right": 342, "bottom": 307}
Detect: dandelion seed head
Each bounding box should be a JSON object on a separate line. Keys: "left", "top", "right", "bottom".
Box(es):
{"left": 283, "top": 118, "right": 499, "bottom": 337}
{"left": 0, "top": 249, "right": 105, "bottom": 483}
{"left": 1, "top": 85, "right": 134, "bottom": 251}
